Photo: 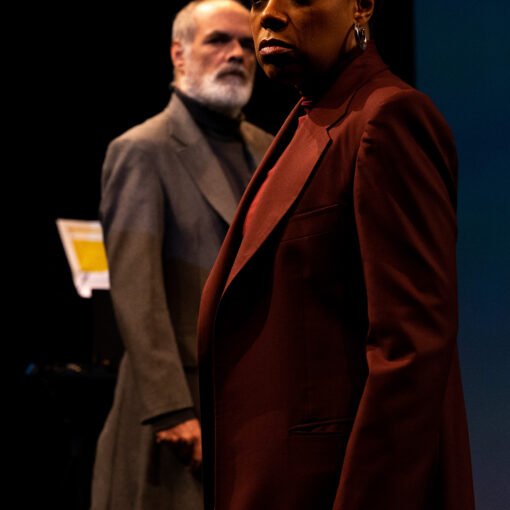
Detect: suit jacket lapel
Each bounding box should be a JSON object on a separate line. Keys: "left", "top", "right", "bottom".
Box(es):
{"left": 223, "top": 108, "right": 331, "bottom": 293}
{"left": 166, "top": 95, "right": 238, "bottom": 225}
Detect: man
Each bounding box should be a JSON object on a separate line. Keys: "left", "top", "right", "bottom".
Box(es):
{"left": 197, "top": 0, "right": 474, "bottom": 509}
{"left": 91, "top": 2, "right": 272, "bottom": 509}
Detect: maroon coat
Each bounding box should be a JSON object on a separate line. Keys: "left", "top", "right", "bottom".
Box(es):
{"left": 197, "top": 45, "right": 474, "bottom": 510}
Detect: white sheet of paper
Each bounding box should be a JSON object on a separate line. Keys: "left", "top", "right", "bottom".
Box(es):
{"left": 56, "top": 219, "right": 110, "bottom": 298}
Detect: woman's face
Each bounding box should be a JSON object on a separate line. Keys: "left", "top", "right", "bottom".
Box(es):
{"left": 250, "top": 0, "right": 369, "bottom": 92}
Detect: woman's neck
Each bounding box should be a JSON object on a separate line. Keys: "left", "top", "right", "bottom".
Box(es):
{"left": 297, "top": 45, "right": 365, "bottom": 99}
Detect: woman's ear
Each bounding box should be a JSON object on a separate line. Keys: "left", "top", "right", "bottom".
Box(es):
{"left": 354, "top": 0, "right": 375, "bottom": 25}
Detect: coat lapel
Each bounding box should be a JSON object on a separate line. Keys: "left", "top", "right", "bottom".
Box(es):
{"left": 166, "top": 95, "right": 238, "bottom": 225}
{"left": 197, "top": 102, "right": 305, "bottom": 348}
{"left": 224, "top": 113, "right": 331, "bottom": 292}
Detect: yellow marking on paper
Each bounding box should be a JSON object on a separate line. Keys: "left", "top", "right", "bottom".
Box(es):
{"left": 72, "top": 240, "right": 109, "bottom": 272}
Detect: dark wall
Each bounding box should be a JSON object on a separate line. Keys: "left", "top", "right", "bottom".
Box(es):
{"left": 42, "top": 4, "right": 292, "bottom": 370}
{"left": 42, "top": 0, "right": 414, "bottom": 370}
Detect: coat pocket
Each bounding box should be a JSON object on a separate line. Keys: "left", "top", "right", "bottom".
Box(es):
{"left": 280, "top": 202, "right": 349, "bottom": 242}
{"left": 287, "top": 419, "right": 351, "bottom": 508}
{"left": 288, "top": 417, "right": 353, "bottom": 437}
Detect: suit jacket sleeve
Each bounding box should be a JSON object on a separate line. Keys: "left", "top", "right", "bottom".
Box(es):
{"left": 100, "top": 138, "right": 194, "bottom": 424}
{"left": 334, "top": 90, "right": 459, "bottom": 508}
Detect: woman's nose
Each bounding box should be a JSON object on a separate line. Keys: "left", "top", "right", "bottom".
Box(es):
{"left": 260, "top": 0, "right": 288, "bottom": 32}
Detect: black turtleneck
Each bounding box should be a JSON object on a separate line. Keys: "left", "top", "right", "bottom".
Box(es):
{"left": 174, "top": 88, "right": 255, "bottom": 202}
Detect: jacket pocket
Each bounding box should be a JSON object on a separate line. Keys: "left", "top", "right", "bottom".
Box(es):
{"left": 288, "top": 417, "right": 353, "bottom": 437}
{"left": 280, "top": 202, "right": 349, "bottom": 242}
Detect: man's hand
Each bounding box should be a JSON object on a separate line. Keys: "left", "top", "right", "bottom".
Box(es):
{"left": 156, "top": 418, "right": 202, "bottom": 475}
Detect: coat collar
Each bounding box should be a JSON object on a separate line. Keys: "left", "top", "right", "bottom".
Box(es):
{"left": 307, "top": 42, "right": 388, "bottom": 128}
{"left": 165, "top": 94, "right": 239, "bottom": 225}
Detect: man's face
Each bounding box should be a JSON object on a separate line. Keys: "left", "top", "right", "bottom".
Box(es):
{"left": 176, "top": 1, "right": 257, "bottom": 115}
{"left": 250, "top": 0, "right": 358, "bottom": 92}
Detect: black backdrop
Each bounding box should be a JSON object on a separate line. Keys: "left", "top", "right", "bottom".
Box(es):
{"left": 34, "top": 2, "right": 414, "bottom": 508}
{"left": 42, "top": 0, "right": 413, "bottom": 370}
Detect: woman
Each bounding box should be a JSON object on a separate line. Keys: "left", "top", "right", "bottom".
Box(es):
{"left": 197, "top": 1, "right": 475, "bottom": 509}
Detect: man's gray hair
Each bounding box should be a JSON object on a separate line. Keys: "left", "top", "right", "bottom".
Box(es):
{"left": 172, "top": 0, "right": 245, "bottom": 45}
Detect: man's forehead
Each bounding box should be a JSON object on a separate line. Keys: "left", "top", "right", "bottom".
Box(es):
{"left": 201, "top": 27, "right": 251, "bottom": 38}
{"left": 195, "top": 1, "right": 249, "bottom": 21}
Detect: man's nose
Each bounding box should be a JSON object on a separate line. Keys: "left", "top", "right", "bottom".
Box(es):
{"left": 227, "top": 39, "right": 245, "bottom": 64}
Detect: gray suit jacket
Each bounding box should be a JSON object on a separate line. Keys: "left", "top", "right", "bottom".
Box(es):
{"left": 91, "top": 95, "right": 273, "bottom": 510}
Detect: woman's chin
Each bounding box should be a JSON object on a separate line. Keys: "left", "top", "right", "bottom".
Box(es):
{"left": 261, "top": 63, "right": 304, "bottom": 89}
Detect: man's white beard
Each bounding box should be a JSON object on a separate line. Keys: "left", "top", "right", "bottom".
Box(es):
{"left": 180, "top": 62, "right": 254, "bottom": 117}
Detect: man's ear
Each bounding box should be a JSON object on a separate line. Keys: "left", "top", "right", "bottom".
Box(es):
{"left": 354, "top": 0, "right": 375, "bottom": 25}
{"left": 171, "top": 41, "right": 186, "bottom": 75}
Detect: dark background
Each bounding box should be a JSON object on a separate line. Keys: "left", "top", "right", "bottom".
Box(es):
{"left": 28, "top": 0, "right": 508, "bottom": 509}
{"left": 41, "top": 0, "right": 412, "bottom": 370}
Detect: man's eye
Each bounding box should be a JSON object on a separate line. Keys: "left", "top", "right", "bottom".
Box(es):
{"left": 207, "top": 35, "right": 229, "bottom": 45}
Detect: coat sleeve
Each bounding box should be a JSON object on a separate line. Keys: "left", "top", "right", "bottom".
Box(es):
{"left": 100, "top": 138, "right": 194, "bottom": 424}
{"left": 334, "top": 90, "right": 459, "bottom": 509}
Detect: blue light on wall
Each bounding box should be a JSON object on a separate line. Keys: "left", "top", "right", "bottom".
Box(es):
{"left": 414, "top": 1, "right": 510, "bottom": 509}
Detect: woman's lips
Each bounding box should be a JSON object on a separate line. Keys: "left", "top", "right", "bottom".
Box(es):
{"left": 258, "top": 45, "right": 294, "bottom": 56}
{"left": 258, "top": 39, "right": 296, "bottom": 58}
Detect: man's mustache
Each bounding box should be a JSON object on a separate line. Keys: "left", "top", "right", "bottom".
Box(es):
{"left": 215, "top": 64, "right": 249, "bottom": 80}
